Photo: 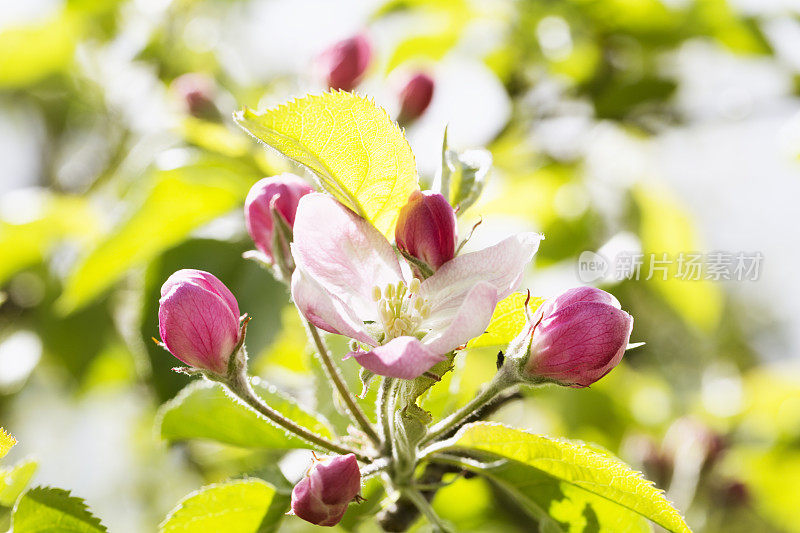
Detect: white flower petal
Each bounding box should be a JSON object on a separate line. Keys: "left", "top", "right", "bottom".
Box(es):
{"left": 291, "top": 193, "right": 404, "bottom": 320}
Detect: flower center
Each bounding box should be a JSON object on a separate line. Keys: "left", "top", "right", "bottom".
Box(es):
{"left": 371, "top": 278, "right": 431, "bottom": 341}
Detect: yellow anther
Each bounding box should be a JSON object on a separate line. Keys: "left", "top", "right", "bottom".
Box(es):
{"left": 371, "top": 286, "right": 382, "bottom": 302}
{"left": 379, "top": 302, "right": 393, "bottom": 323}
{"left": 421, "top": 304, "right": 431, "bottom": 319}
{"left": 409, "top": 278, "right": 421, "bottom": 293}
{"left": 394, "top": 318, "right": 410, "bottom": 333}
{"left": 385, "top": 284, "right": 394, "bottom": 299}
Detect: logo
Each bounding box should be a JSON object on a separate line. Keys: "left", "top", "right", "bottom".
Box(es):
{"left": 577, "top": 251, "right": 609, "bottom": 283}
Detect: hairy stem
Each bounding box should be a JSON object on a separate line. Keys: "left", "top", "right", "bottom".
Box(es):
{"left": 378, "top": 377, "right": 396, "bottom": 456}
{"left": 437, "top": 387, "right": 523, "bottom": 441}
{"left": 421, "top": 364, "right": 517, "bottom": 446}
{"left": 226, "top": 371, "right": 371, "bottom": 462}
{"left": 305, "top": 322, "right": 381, "bottom": 446}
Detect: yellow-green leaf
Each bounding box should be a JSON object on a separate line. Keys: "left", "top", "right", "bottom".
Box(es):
{"left": 0, "top": 460, "right": 38, "bottom": 507}
{"left": 57, "top": 160, "right": 254, "bottom": 314}
{"left": 234, "top": 91, "right": 419, "bottom": 236}
{"left": 0, "top": 429, "right": 15, "bottom": 460}
{"left": 12, "top": 487, "right": 107, "bottom": 533}
{"left": 159, "top": 479, "right": 288, "bottom": 533}
{"left": 441, "top": 422, "right": 691, "bottom": 533}
{"left": 467, "top": 292, "right": 545, "bottom": 349}
{"left": 157, "top": 380, "right": 335, "bottom": 450}
{"left": 0, "top": 13, "right": 79, "bottom": 88}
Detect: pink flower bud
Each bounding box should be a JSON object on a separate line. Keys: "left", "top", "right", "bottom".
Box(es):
{"left": 244, "top": 174, "right": 314, "bottom": 260}
{"left": 291, "top": 453, "right": 361, "bottom": 527}
{"left": 523, "top": 286, "right": 633, "bottom": 387}
{"left": 395, "top": 190, "right": 457, "bottom": 271}
{"left": 158, "top": 269, "right": 241, "bottom": 375}
{"left": 170, "top": 73, "right": 220, "bottom": 121}
{"left": 397, "top": 72, "right": 434, "bottom": 124}
{"left": 318, "top": 35, "right": 372, "bottom": 91}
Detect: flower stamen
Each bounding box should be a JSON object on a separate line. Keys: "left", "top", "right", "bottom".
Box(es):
{"left": 372, "top": 280, "right": 430, "bottom": 341}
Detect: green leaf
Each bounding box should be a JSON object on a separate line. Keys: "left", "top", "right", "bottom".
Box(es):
{"left": 467, "top": 292, "right": 545, "bottom": 349}
{"left": 234, "top": 92, "right": 419, "bottom": 236}
{"left": 12, "top": 486, "right": 107, "bottom": 533}
{"left": 57, "top": 160, "right": 255, "bottom": 313}
{"left": 180, "top": 118, "right": 251, "bottom": 158}
{"left": 0, "top": 429, "right": 15, "bottom": 460}
{"left": 439, "top": 422, "right": 691, "bottom": 533}
{"left": 439, "top": 131, "right": 493, "bottom": 213}
{"left": 159, "top": 479, "right": 288, "bottom": 533}
{"left": 0, "top": 460, "right": 38, "bottom": 507}
{"left": 0, "top": 13, "right": 79, "bottom": 88}
{"left": 157, "top": 380, "right": 335, "bottom": 449}
{"left": 0, "top": 194, "right": 98, "bottom": 287}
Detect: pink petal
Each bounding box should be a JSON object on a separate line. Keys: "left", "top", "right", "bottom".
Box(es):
{"left": 309, "top": 454, "right": 361, "bottom": 505}
{"left": 528, "top": 302, "right": 633, "bottom": 387}
{"left": 291, "top": 266, "right": 378, "bottom": 346}
{"left": 158, "top": 282, "right": 239, "bottom": 374}
{"left": 244, "top": 174, "right": 313, "bottom": 259}
{"left": 291, "top": 194, "right": 404, "bottom": 320}
{"left": 536, "top": 286, "right": 620, "bottom": 319}
{"left": 422, "top": 281, "right": 497, "bottom": 354}
{"left": 421, "top": 232, "right": 541, "bottom": 323}
{"left": 350, "top": 336, "right": 444, "bottom": 379}
{"left": 160, "top": 269, "right": 240, "bottom": 320}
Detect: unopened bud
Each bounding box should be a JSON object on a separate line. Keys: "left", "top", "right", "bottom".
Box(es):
{"left": 170, "top": 73, "right": 221, "bottom": 121}
{"left": 158, "top": 270, "right": 240, "bottom": 375}
{"left": 397, "top": 72, "right": 434, "bottom": 125}
{"left": 318, "top": 35, "right": 372, "bottom": 91}
{"left": 513, "top": 286, "right": 633, "bottom": 388}
{"left": 291, "top": 454, "right": 361, "bottom": 526}
{"left": 395, "top": 190, "right": 457, "bottom": 271}
{"left": 244, "top": 174, "right": 314, "bottom": 261}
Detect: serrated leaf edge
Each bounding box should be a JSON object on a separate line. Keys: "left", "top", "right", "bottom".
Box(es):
{"left": 437, "top": 421, "right": 692, "bottom": 533}
{"left": 12, "top": 485, "right": 107, "bottom": 532}
{"left": 233, "top": 90, "right": 419, "bottom": 234}
{"left": 158, "top": 477, "right": 278, "bottom": 532}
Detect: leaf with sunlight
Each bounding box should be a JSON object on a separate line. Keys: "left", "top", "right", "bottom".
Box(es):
{"left": 0, "top": 429, "right": 15, "bottom": 461}
{"left": 438, "top": 422, "right": 691, "bottom": 533}
{"left": 157, "top": 380, "right": 335, "bottom": 450}
{"left": 57, "top": 160, "right": 255, "bottom": 313}
{"left": 12, "top": 487, "right": 107, "bottom": 533}
{"left": 467, "top": 292, "right": 545, "bottom": 349}
{"left": 0, "top": 460, "right": 38, "bottom": 508}
{"left": 160, "top": 479, "right": 288, "bottom": 533}
{"left": 234, "top": 91, "right": 419, "bottom": 236}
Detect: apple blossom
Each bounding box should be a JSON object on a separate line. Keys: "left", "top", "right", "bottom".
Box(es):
{"left": 244, "top": 174, "right": 314, "bottom": 261}
{"left": 291, "top": 453, "right": 361, "bottom": 526}
{"left": 520, "top": 286, "right": 633, "bottom": 387}
{"left": 395, "top": 190, "right": 457, "bottom": 272}
{"left": 158, "top": 269, "right": 241, "bottom": 375}
{"left": 290, "top": 193, "right": 541, "bottom": 379}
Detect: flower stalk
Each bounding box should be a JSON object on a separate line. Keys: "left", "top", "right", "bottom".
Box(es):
{"left": 305, "top": 319, "right": 382, "bottom": 447}
{"left": 421, "top": 362, "right": 518, "bottom": 446}
{"left": 225, "top": 368, "right": 371, "bottom": 462}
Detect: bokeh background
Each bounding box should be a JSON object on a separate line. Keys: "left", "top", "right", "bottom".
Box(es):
{"left": 2, "top": 0, "right": 800, "bottom": 531}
